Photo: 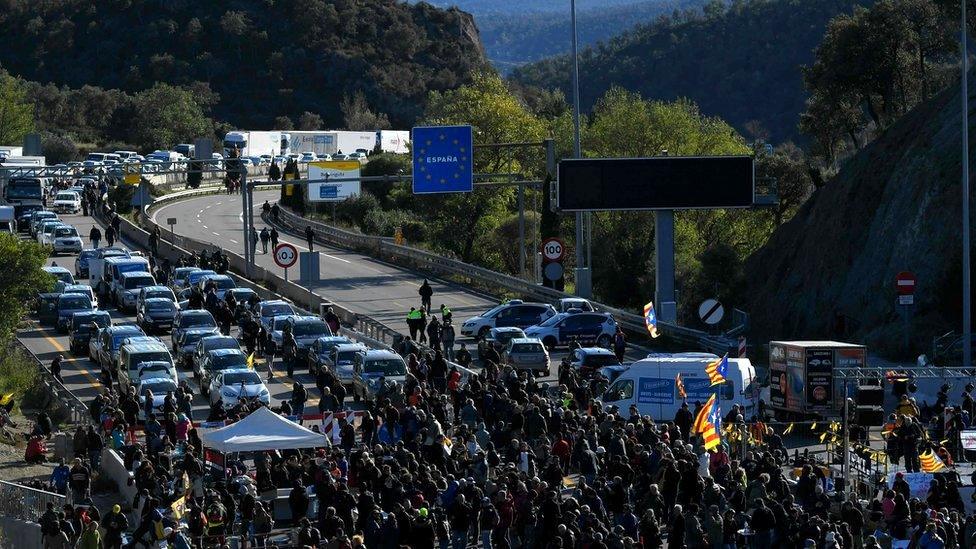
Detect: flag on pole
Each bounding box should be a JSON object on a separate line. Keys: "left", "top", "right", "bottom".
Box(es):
{"left": 704, "top": 354, "right": 729, "bottom": 386}
{"left": 693, "top": 393, "right": 717, "bottom": 434}
{"left": 885, "top": 371, "right": 910, "bottom": 383}
{"left": 702, "top": 404, "right": 722, "bottom": 451}
{"left": 920, "top": 450, "right": 946, "bottom": 472}
{"left": 783, "top": 423, "right": 794, "bottom": 435}
{"left": 246, "top": 352, "right": 255, "bottom": 369}
{"left": 643, "top": 302, "right": 661, "bottom": 338}
{"left": 676, "top": 373, "right": 687, "bottom": 399}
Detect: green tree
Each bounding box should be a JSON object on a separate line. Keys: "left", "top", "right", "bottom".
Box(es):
{"left": 579, "top": 88, "right": 753, "bottom": 308}
{"left": 420, "top": 73, "right": 547, "bottom": 263}
{"left": 0, "top": 73, "right": 34, "bottom": 147}
{"left": 0, "top": 234, "right": 51, "bottom": 345}
{"left": 129, "top": 83, "right": 212, "bottom": 151}
{"left": 340, "top": 91, "right": 391, "bottom": 131}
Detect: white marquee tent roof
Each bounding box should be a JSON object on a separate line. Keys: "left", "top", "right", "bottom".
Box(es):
{"left": 200, "top": 406, "right": 326, "bottom": 452}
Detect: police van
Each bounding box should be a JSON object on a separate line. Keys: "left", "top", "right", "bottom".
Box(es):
{"left": 599, "top": 354, "right": 759, "bottom": 420}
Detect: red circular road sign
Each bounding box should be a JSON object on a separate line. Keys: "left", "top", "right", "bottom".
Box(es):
{"left": 541, "top": 238, "right": 565, "bottom": 262}
{"left": 895, "top": 271, "right": 916, "bottom": 295}
{"left": 274, "top": 242, "right": 298, "bottom": 269}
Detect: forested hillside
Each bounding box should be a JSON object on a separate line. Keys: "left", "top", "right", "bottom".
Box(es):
{"left": 479, "top": 1, "right": 705, "bottom": 70}
{"left": 511, "top": 0, "right": 871, "bottom": 143}
{"left": 0, "top": 0, "right": 487, "bottom": 130}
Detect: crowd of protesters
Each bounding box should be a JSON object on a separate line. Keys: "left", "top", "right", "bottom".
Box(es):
{"left": 28, "top": 176, "right": 976, "bottom": 548}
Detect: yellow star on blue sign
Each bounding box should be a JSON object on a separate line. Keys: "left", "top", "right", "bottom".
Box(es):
{"left": 412, "top": 125, "right": 473, "bottom": 194}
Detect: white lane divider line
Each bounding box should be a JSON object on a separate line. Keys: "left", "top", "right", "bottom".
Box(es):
{"left": 202, "top": 225, "right": 208, "bottom": 229}
{"left": 278, "top": 238, "right": 351, "bottom": 264}
{"left": 229, "top": 239, "right": 238, "bottom": 244}
{"left": 212, "top": 232, "right": 220, "bottom": 236}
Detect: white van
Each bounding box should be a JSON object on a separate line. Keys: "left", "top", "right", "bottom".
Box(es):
{"left": 599, "top": 355, "right": 759, "bottom": 421}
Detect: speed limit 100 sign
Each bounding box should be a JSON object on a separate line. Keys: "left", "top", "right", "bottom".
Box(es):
{"left": 274, "top": 242, "right": 298, "bottom": 269}
{"left": 541, "top": 238, "right": 565, "bottom": 262}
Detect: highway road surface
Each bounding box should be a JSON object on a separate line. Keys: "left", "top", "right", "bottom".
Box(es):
{"left": 151, "top": 189, "right": 496, "bottom": 335}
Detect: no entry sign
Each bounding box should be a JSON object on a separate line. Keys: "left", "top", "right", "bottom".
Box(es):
{"left": 895, "top": 271, "right": 916, "bottom": 295}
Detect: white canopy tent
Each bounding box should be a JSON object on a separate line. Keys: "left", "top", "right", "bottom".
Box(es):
{"left": 200, "top": 407, "right": 326, "bottom": 453}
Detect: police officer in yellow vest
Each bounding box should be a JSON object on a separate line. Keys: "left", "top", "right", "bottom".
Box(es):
{"left": 439, "top": 304, "right": 452, "bottom": 324}
{"left": 406, "top": 307, "right": 423, "bottom": 340}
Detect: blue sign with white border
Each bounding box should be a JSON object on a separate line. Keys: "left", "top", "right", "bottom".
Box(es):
{"left": 412, "top": 125, "right": 473, "bottom": 194}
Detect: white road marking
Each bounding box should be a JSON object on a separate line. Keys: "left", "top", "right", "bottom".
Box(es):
{"left": 278, "top": 237, "right": 351, "bottom": 264}
{"left": 229, "top": 239, "right": 238, "bottom": 244}
{"left": 202, "top": 225, "right": 208, "bottom": 229}
{"left": 212, "top": 232, "right": 220, "bottom": 236}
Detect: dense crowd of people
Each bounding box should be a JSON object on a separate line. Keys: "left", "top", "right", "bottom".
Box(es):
{"left": 27, "top": 178, "right": 976, "bottom": 549}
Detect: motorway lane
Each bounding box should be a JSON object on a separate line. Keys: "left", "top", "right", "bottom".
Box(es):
{"left": 150, "top": 190, "right": 664, "bottom": 382}
{"left": 151, "top": 190, "right": 496, "bottom": 335}
{"left": 16, "top": 208, "right": 337, "bottom": 421}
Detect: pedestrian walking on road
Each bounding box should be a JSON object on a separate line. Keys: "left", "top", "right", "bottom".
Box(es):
{"left": 89, "top": 226, "right": 101, "bottom": 248}
{"left": 250, "top": 227, "right": 259, "bottom": 257}
{"left": 104, "top": 225, "right": 116, "bottom": 248}
{"left": 149, "top": 227, "right": 160, "bottom": 257}
{"left": 260, "top": 228, "right": 271, "bottom": 254}
{"left": 419, "top": 279, "right": 433, "bottom": 312}
{"left": 305, "top": 225, "right": 314, "bottom": 252}
{"left": 50, "top": 354, "right": 63, "bottom": 383}
{"left": 270, "top": 228, "right": 279, "bottom": 250}
{"left": 441, "top": 321, "right": 456, "bottom": 361}
{"left": 613, "top": 326, "right": 626, "bottom": 362}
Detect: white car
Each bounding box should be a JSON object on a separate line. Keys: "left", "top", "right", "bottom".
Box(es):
{"left": 299, "top": 152, "right": 317, "bottom": 163}
{"left": 347, "top": 152, "right": 367, "bottom": 163}
{"left": 136, "top": 377, "right": 179, "bottom": 420}
{"left": 209, "top": 368, "right": 270, "bottom": 409}
{"left": 51, "top": 225, "right": 83, "bottom": 255}
{"left": 38, "top": 221, "right": 66, "bottom": 246}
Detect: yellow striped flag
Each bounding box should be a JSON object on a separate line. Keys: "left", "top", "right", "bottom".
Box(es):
{"left": 701, "top": 405, "right": 722, "bottom": 451}
{"left": 693, "top": 393, "right": 717, "bottom": 434}
{"left": 920, "top": 450, "right": 946, "bottom": 472}
{"left": 643, "top": 302, "right": 661, "bottom": 338}
{"left": 246, "top": 352, "right": 255, "bottom": 369}
{"left": 704, "top": 354, "right": 729, "bottom": 386}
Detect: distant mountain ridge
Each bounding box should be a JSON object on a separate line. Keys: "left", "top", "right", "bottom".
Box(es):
{"left": 0, "top": 0, "right": 487, "bottom": 128}
{"left": 510, "top": 0, "right": 872, "bottom": 143}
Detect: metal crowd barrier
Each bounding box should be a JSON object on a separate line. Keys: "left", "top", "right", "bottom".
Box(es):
{"left": 0, "top": 480, "right": 65, "bottom": 522}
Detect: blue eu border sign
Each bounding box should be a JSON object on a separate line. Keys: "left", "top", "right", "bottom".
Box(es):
{"left": 412, "top": 125, "right": 473, "bottom": 194}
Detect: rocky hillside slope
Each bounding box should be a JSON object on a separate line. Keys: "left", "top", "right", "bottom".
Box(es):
{"left": 742, "top": 70, "right": 973, "bottom": 356}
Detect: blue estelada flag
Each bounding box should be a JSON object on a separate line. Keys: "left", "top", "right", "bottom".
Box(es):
{"left": 705, "top": 354, "right": 729, "bottom": 386}
{"left": 702, "top": 404, "right": 722, "bottom": 451}
{"left": 643, "top": 301, "right": 661, "bottom": 338}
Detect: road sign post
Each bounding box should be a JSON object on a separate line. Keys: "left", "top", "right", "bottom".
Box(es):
{"left": 412, "top": 126, "right": 474, "bottom": 194}
{"left": 166, "top": 217, "right": 177, "bottom": 241}
{"left": 896, "top": 271, "right": 917, "bottom": 353}
{"left": 274, "top": 242, "right": 298, "bottom": 282}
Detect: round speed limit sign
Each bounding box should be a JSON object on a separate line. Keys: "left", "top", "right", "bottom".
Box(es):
{"left": 541, "top": 238, "right": 565, "bottom": 262}
{"left": 273, "top": 242, "right": 298, "bottom": 269}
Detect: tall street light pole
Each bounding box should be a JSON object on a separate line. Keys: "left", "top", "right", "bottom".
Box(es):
{"left": 963, "top": 0, "right": 972, "bottom": 368}
{"left": 570, "top": 0, "right": 590, "bottom": 297}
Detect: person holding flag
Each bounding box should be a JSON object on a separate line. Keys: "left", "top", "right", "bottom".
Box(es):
{"left": 692, "top": 393, "right": 722, "bottom": 451}
{"left": 705, "top": 354, "right": 729, "bottom": 386}
{"left": 919, "top": 448, "right": 947, "bottom": 472}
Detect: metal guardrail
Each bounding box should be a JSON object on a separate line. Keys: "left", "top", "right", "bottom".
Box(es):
{"left": 274, "top": 204, "right": 746, "bottom": 355}
{"left": 139, "top": 190, "right": 478, "bottom": 380}
{"left": 12, "top": 338, "right": 90, "bottom": 426}
{"left": 0, "top": 480, "right": 65, "bottom": 522}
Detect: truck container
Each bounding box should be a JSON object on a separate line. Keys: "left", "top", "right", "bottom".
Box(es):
{"left": 222, "top": 131, "right": 289, "bottom": 157}
{"left": 377, "top": 130, "right": 410, "bottom": 154}
{"left": 768, "top": 340, "right": 866, "bottom": 418}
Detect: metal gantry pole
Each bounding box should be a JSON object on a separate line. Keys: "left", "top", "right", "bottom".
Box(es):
{"left": 241, "top": 172, "right": 250, "bottom": 276}
{"left": 518, "top": 182, "right": 526, "bottom": 278}
{"left": 842, "top": 380, "right": 851, "bottom": 500}
{"left": 963, "top": 0, "right": 972, "bottom": 369}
